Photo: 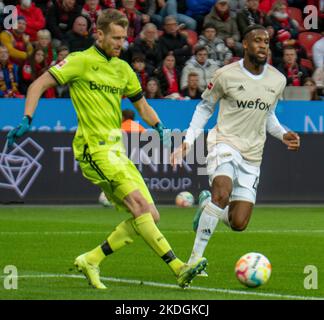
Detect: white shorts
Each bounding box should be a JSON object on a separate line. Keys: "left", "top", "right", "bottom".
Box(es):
{"left": 206, "top": 143, "right": 260, "bottom": 204}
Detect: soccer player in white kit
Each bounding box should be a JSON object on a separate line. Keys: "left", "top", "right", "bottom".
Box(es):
{"left": 170, "top": 25, "right": 300, "bottom": 275}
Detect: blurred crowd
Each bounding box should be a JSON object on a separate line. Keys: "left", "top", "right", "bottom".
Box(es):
{"left": 0, "top": 0, "right": 323, "bottom": 100}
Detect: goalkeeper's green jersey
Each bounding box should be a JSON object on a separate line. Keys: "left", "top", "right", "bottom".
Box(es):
{"left": 49, "top": 45, "right": 143, "bottom": 159}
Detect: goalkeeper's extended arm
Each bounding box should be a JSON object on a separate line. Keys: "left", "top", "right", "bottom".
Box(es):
{"left": 7, "top": 72, "right": 57, "bottom": 146}
{"left": 133, "top": 96, "right": 171, "bottom": 146}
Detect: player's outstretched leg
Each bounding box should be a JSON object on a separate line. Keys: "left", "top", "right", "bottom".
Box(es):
{"left": 131, "top": 212, "right": 207, "bottom": 287}
{"left": 74, "top": 253, "right": 107, "bottom": 289}
{"left": 177, "top": 257, "right": 208, "bottom": 288}
{"left": 188, "top": 201, "right": 230, "bottom": 276}
{"left": 193, "top": 190, "right": 212, "bottom": 232}
{"left": 74, "top": 218, "right": 138, "bottom": 289}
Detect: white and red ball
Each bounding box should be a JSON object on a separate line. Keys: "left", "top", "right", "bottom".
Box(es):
{"left": 175, "top": 191, "right": 195, "bottom": 208}
{"left": 235, "top": 252, "right": 272, "bottom": 288}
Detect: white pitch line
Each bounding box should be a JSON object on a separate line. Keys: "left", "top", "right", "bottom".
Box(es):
{"left": 1, "top": 229, "right": 324, "bottom": 235}
{"left": 1, "top": 273, "right": 323, "bottom": 300}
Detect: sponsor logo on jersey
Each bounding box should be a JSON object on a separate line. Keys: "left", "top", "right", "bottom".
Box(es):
{"left": 265, "top": 87, "right": 276, "bottom": 94}
{"left": 89, "top": 81, "right": 124, "bottom": 95}
{"left": 55, "top": 59, "right": 67, "bottom": 69}
{"left": 236, "top": 98, "right": 271, "bottom": 111}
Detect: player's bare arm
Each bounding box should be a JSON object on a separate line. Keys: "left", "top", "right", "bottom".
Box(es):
{"left": 132, "top": 96, "right": 160, "bottom": 127}
{"left": 24, "top": 71, "right": 57, "bottom": 117}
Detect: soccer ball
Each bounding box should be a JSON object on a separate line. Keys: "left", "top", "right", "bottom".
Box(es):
{"left": 98, "top": 192, "right": 112, "bottom": 207}
{"left": 235, "top": 252, "right": 272, "bottom": 288}
{"left": 175, "top": 191, "right": 195, "bottom": 208}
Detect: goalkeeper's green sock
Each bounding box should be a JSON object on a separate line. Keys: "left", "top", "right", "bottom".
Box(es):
{"left": 133, "top": 213, "right": 184, "bottom": 276}
{"left": 85, "top": 218, "right": 138, "bottom": 266}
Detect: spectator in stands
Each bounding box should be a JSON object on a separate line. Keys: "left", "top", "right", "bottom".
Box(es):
{"left": 159, "top": 15, "right": 192, "bottom": 70}
{"left": 181, "top": 71, "right": 202, "bottom": 99}
{"left": 63, "top": 15, "right": 94, "bottom": 52}
{"left": 37, "top": 29, "right": 57, "bottom": 67}
{"left": 236, "top": 0, "right": 266, "bottom": 38}
{"left": 185, "top": 0, "right": 214, "bottom": 33}
{"left": 277, "top": 46, "right": 310, "bottom": 86}
{"left": 144, "top": 77, "right": 164, "bottom": 98}
{"left": 33, "top": 0, "right": 51, "bottom": 16}
{"left": 100, "top": 0, "right": 116, "bottom": 9}
{"left": 51, "top": 45, "right": 70, "bottom": 66}
{"left": 133, "top": 0, "right": 151, "bottom": 24}
{"left": 312, "top": 35, "right": 324, "bottom": 69}
{"left": 228, "top": 0, "right": 246, "bottom": 17}
{"left": 303, "top": 77, "right": 321, "bottom": 100}
{"left": 0, "top": 45, "right": 23, "bottom": 98}
{"left": 203, "top": 0, "right": 243, "bottom": 57}
{"left": 51, "top": 45, "right": 70, "bottom": 98}
{"left": 258, "top": 0, "right": 276, "bottom": 13}
{"left": 0, "top": 16, "right": 33, "bottom": 67}
{"left": 131, "top": 53, "right": 154, "bottom": 91}
{"left": 130, "top": 23, "right": 162, "bottom": 71}
{"left": 121, "top": 109, "right": 146, "bottom": 133}
{"left": 21, "top": 47, "right": 56, "bottom": 97}
{"left": 151, "top": 0, "right": 196, "bottom": 30}
{"left": 197, "top": 23, "right": 232, "bottom": 66}
{"left": 82, "top": 0, "right": 103, "bottom": 37}
{"left": 265, "top": 1, "right": 300, "bottom": 66}
{"left": 17, "top": 0, "right": 46, "bottom": 42}
{"left": 46, "top": 0, "right": 82, "bottom": 45}
{"left": 119, "top": 0, "right": 143, "bottom": 45}
{"left": 180, "top": 45, "right": 219, "bottom": 92}
{"left": 154, "top": 53, "right": 181, "bottom": 97}
{"left": 265, "top": 1, "right": 299, "bottom": 44}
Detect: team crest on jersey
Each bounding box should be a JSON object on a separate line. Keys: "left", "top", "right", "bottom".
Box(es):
{"left": 207, "top": 82, "right": 213, "bottom": 90}
{"left": 55, "top": 59, "right": 67, "bottom": 69}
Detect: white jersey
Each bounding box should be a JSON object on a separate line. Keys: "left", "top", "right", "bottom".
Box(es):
{"left": 201, "top": 60, "right": 286, "bottom": 165}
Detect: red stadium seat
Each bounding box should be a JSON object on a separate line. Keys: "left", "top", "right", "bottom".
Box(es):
{"left": 298, "top": 32, "right": 322, "bottom": 58}
{"left": 287, "top": 7, "right": 305, "bottom": 32}
{"left": 300, "top": 58, "right": 314, "bottom": 72}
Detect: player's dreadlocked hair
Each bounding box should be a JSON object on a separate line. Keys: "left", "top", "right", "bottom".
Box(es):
{"left": 96, "top": 9, "right": 129, "bottom": 34}
{"left": 243, "top": 24, "right": 267, "bottom": 40}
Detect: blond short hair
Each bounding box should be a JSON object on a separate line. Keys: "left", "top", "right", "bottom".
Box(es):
{"left": 96, "top": 9, "right": 129, "bottom": 33}
{"left": 37, "top": 29, "right": 52, "bottom": 40}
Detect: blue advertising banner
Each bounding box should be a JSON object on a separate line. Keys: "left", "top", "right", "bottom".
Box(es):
{"left": 0, "top": 98, "right": 323, "bottom": 132}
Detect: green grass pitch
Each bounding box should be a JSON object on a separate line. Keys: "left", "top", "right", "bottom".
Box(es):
{"left": 0, "top": 206, "right": 323, "bottom": 300}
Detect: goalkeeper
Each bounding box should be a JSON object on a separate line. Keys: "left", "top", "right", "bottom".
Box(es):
{"left": 7, "top": 9, "right": 207, "bottom": 289}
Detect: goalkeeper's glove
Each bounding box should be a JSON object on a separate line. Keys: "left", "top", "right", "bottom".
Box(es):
{"left": 7, "top": 115, "right": 32, "bottom": 147}
{"left": 152, "top": 122, "right": 171, "bottom": 148}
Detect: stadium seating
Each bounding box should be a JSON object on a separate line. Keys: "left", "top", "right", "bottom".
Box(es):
{"left": 287, "top": 7, "right": 305, "bottom": 32}
{"left": 298, "top": 32, "right": 323, "bottom": 58}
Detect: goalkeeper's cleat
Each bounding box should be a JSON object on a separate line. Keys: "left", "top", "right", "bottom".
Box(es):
{"left": 74, "top": 253, "right": 107, "bottom": 289}
{"left": 193, "top": 190, "right": 211, "bottom": 232}
{"left": 177, "top": 257, "right": 208, "bottom": 288}
{"left": 197, "top": 269, "right": 209, "bottom": 277}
